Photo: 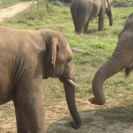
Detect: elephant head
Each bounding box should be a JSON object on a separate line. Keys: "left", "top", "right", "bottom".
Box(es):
{"left": 90, "top": 13, "right": 133, "bottom": 105}
{"left": 105, "top": 0, "right": 113, "bottom": 26}
{"left": 41, "top": 29, "right": 81, "bottom": 129}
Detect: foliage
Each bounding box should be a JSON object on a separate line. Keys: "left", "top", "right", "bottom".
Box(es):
{"left": 0, "top": 0, "right": 25, "bottom": 8}
{"left": 0, "top": 0, "right": 45, "bottom": 8}
{"left": 113, "top": 0, "right": 133, "bottom": 7}
{"left": 49, "top": 0, "right": 72, "bottom": 2}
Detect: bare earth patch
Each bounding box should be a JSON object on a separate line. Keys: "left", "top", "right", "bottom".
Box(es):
{"left": 0, "top": 2, "right": 31, "bottom": 22}
{"left": 0, "top": 100, "right": 133, "bottom": 133}
{"left": 46, "top": 100, "right": 133, "bottom": 133}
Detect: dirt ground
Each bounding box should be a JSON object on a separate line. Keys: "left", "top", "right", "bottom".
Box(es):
{"left": 0, "top": 2, "right": 31, "bottom": 22}
{"left": 0, "top": 100, "right": 133, "bottom": 133}
{"left": 0, "top": 2, "right": 133, "bottom": 133}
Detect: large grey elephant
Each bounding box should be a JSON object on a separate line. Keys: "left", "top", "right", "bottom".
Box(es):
{"left": 70, "top": 0, "right": 113, "bottom": 34}
{"left": 90, "top": 12, "right": 133, "bottom": 105}
{"left": 0, "top": 26, "right": 81, "bottom": 133}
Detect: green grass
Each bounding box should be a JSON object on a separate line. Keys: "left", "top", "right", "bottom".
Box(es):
{"left": 0, "top": 0, "right": 30, "bottom": 9}
{"left": 1, "top": 2, "right": 133, "bottom": 130}
{"left": 0, "top": 0, "right": 18, "bottom": 8}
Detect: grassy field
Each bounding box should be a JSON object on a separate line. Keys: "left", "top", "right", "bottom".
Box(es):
{"left": 0, "top": 0, "right": 18, "bottom": 8}
{"left": 0, "top": 1, "right": 133, "bottom": 133}
{"left": 0, "top": 0, "right": 30, "bottom": 9}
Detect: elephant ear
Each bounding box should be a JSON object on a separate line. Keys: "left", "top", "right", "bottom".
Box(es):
{"left": 47, "top": 37, "right": 59, "bottom": 67}
{"left": 105, "top": 0, "right": 111, "bottom": 10}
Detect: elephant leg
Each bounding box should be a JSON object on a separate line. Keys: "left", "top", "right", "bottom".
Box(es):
{"left": 15, "top": 79, "right": 45, "bottom": 133}
{"left": 70, "top": 6, "right": 77, "bottom": 32}
{"left": 75, "top": 20, "right": 85, "bottom": 34}
{"left": 98, "top": 9, "right": 105, "bottom": 31}
{"left": 76, "top": 10, "right": 90, "bottom": 34}
{"left": 84, "top": 21, "right": 89, "bottom": 34}
{"left": 13, "top": 101, "right": 30, "bottom": 133}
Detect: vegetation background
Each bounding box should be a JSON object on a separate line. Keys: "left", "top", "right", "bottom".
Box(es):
{"left": 0, "top": 0, "right": 133, "bottom": 133}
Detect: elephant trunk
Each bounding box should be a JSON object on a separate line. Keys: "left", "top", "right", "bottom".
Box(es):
{"left": 108, "top": 10, "right": 113, "bottom": 26}
{"left": 90, "top": 49, "right": 129, "bottom": 105}
{"left": 63, "top": 80, "right": 81, "bottom": 129}
{"left": 106, "top": 0, "right": 113, "bottom": 26}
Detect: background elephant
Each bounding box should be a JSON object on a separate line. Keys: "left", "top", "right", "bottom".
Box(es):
{"left": 0, "top": 26, "right": 81, "bottom": 133}
{"left": 70, "top": 0, "right": 113, "bottom": 34}
{"left": 90, "top": 12, "right": 133, "bottom": 105}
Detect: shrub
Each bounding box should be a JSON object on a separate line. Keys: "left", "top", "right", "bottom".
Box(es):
{"left": 113, "top": 0, "right": 133, "bottom": 7}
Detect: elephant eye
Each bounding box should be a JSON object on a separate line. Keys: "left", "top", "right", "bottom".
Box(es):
{"left": 67, "top": 57, "right": 72, "bottom": 63}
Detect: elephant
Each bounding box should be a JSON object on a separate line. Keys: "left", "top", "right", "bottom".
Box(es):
{"left": 70, "top": 0, "right": 113, "bottom": 34}
{"left": 90, "top": 12, "right": 133, "bottom": 105}
{"left": 0, "top": 26, "right": 81, "bottom": 133}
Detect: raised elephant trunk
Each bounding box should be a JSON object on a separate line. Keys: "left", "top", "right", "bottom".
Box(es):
{"left": 91, "top": 48, "right": 130, "bottom": 105}
{"left": 63, "top": 80, "right": 81, "bottom": 129}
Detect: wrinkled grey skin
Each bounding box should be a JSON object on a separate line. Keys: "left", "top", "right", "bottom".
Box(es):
{"left": 0, "top": 26, "right": 81, "bottom": 133}
{"left": 70, "top": 0, "right": 113, "bottom": 34}
{"left": 90, "top": 13, "right": 133, "bottom": 105}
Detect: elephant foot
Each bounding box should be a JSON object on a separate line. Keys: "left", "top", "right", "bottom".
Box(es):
{"left": 98, "top": 29, "right": 103, "bottom": 31}
{"left": 89, "top": 98, "right": 105, "bottom": 105}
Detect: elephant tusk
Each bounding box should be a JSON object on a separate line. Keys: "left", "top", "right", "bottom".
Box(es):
{"left": 67, "top": 79, "right": 79, "bottom": 89}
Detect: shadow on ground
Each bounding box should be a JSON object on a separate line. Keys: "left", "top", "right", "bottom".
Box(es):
{"left": 46, "top": 105, "right": 133, "bottom": 133}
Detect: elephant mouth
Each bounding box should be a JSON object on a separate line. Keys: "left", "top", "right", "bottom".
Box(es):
{"left": 67, "top": 79, "right": 79, "bottom": 89}
{"left": 59, "top": 77, "right": 79, "bottom": 89}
